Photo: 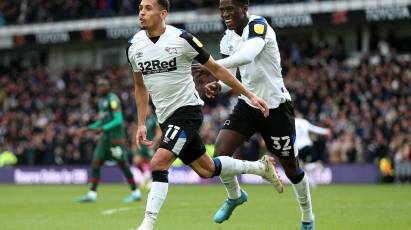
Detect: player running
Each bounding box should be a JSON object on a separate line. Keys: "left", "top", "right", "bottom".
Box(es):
{"left": 199, "top": 0, "right": 315, "bottom": 229}
{"left": 76, "top": 79, "right": 141, "bottom": 203}
{"left": 128, "top": 0, "right": 282, "bottom": 229}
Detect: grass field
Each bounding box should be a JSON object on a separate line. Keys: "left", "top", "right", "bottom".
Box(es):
{"left": 1, "top": 184, "right": 410, "bottom": 230}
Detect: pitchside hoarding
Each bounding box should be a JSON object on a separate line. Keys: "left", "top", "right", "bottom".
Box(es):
{"left": 0, "top": 164, "right": 379, "bottom": 184}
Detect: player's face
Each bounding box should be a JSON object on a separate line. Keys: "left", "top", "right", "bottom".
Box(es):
{"left": 97, "top": 85, "right": 109, "bottom": 96}
{"left": 219, "top": 0, "right": 248, "bottom": 31}
{"left": 139, "top": 0, "right": 166, "bottom": 30}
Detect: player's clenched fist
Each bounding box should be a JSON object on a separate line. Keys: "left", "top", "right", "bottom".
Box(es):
{"left": 205, "top": 81, "right": 221, "bottom": 99}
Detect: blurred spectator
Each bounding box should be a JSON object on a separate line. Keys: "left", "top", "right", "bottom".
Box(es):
{"left": 0, "top": 42, "right": 409, "bottom": 167}
{"left": 0, "top": 0, "right": 312, "bottom": 25}
{"left": 0, "top": 150, "right": 17, "bottom": 167}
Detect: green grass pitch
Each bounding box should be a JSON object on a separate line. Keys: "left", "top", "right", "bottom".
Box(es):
{"left": 1, "top": 184, "right": 410, "bottom": 230}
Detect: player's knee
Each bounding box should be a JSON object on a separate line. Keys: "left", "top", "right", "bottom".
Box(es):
{"left": 152, "top": 170, "right": 169, "bottom": 183}
{"left": 150, "top": 157, "right": 168, "bottom": 171}
{"left": 285, "top": 168, "right": 305, "bottom": 184}
{"left": 197, "top": 170, "right": 213, "bottom": 179}
{"left": 91, "top": 161, "right": 103, "bottom": 168}
{"left": 197, "top": 161, "right": 216, "bottom": 178}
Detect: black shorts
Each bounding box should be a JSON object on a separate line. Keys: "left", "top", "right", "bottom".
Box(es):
{"left": 159, "top": 105, "right": 206, "bottom": 165}
{"left": 298, "top": 146, "right": 313, "bottom": 162}
{"left": 223, "top": 100, "right": 298, "bottom": 159}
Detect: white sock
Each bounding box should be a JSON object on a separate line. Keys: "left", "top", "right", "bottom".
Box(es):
{"left": 87, "top": 191, "right": 97, "bottom": 199}
{"left": 219, "top": 175, "right": 241, "bottom": 199}
{"left": 139, "top": 182, "right": 168, "bottom": 228}
{"left": 217, "top": 156, "right": 265, "bottom": 177}
{"left": 292, "top": 174, "right": 314, "bottom": 222}
{"left": 132, "top": 189, "right": 141, "bottom": 197}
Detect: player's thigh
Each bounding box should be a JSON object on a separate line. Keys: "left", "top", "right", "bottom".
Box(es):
{"left": 189, "top": 153, "right": 215, "bottom": 178}
{"left": 150, "top": 148, "right": 177, "bottom": 171}
{"left": 218, "top": 100, "right": 258, "bottom": 156}
{"left": 92, "top": 139, "right": 109, "bottom": 163}
{"left": 158, "top": 109, "right": 205, "bottom": 165}
{"left": 177, "top": 130, "right": 207, "bottom": 165}
{"left": 260, "top": 102, "right": 298, "bottom": 163}
{"left": 214, "top": 129, "right": 247, "bottom": 157}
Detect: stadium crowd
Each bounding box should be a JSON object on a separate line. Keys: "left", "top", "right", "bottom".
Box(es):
{"left": 0, "top": 0, "right": 311, "bottom": 26}
{"left": 0, "top": 41, "right": 409, "bottom": 168}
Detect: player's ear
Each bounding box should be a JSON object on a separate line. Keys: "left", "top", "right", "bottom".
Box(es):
{"left": 160, "top": 10, "right": 168, "bottom": 20}
{"left": 241, "top": 4, "right": 248, "bottom": 13}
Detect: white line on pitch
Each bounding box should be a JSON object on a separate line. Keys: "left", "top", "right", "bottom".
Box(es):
{"left": 101, "top": 205, "right": 144, "bottom": 216}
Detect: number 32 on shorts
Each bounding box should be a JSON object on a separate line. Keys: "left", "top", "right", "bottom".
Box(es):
{"left": 271, "top": 136, "right": 292, "bottom": 157}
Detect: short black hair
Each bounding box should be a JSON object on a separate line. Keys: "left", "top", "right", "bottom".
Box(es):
{"left": 157, "top": 0, "right": 170, "bottom": 11}
{"left": 234, "top": 0, "right": 249, "bottom": 5}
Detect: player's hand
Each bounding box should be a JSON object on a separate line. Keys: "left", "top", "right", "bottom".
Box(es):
{"left": 135, "top": 125, "right": 153, "bottom": 149}
{"left": 93, "top": 128, "right": 103, "bottom": 134}
{"left": 250, "top": 95, "right": 269, "bottom": 118}
{"left": 191, "top": 63, "right": 211, "bottom": 78}
{"left": 75, "top": 127, "right": 87, "bottom": 136}
{"left": 325, "top": 129, "right": 332, "bottom": 138}
{"left": 205, "top": 81, "right": 221, "bottom": 99}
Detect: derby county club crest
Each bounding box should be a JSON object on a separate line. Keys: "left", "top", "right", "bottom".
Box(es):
{"left": 165, "top": 47, "right": 178, "bottom": 55}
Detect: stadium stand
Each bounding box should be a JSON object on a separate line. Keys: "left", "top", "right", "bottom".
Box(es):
{"left": 0, "top": 0, "right": 312, "bottom": 25}
{"left": 0, "top": 0, "right": 410, "bottom": 185}
{"left": 0, "top": 42, "right": 409, "bottom": 167}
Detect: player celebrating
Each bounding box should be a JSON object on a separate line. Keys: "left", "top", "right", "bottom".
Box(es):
{"left": 76, "top": 79, "right": 142, "bottom": 203}
{"left": 128, "top": 1, "right": 282, "bottom": 229}
{"left": 201, "top": 0, "right": 315, "bottom": 229}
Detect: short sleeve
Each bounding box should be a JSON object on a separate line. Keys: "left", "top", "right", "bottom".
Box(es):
{"left": 126, "top": 42, "right": 140, "bottom": 72}
{"left": 179, "top": 30, "right": 210, "bottom": 64}
{"left": 248, "top": 17, "right": 267, "bottom": 40}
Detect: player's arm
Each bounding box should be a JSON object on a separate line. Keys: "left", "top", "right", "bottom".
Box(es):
{"left": 212, "top": 20, "right": 267, "bottom": 94}
{"left": 308, "top": 122, "right": 331, "bottom": 136}
{"left": 203, "top": 57, "right": 268, "bottom": 117}
{"left": 203, "top": 54, "right": 233, "bottom": 97}
{"left": 127, "top": 41, "right": 153, "bottom": 147}
{"left": 180, "top": 30, "right": 268, "bottom": 116}
{"left": 217, "top": 19, "right": 267, "bottom": 69}
{"left": 100, "top": 98, "right": 123, "bottom": 132}
{"left": 214, "top": 35, "right": 265, "bottom": 94}
{"left": 217, "top": 38, "right": 265, "bottom": 69}
{"left": 87, "top": 120, "right": 102, "bottom": 130}
{"left": 76, "top": 116, "right": 101, "bottom": 135}
{"left": 133, "top": 72, "right": 153, "bottom": 148}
